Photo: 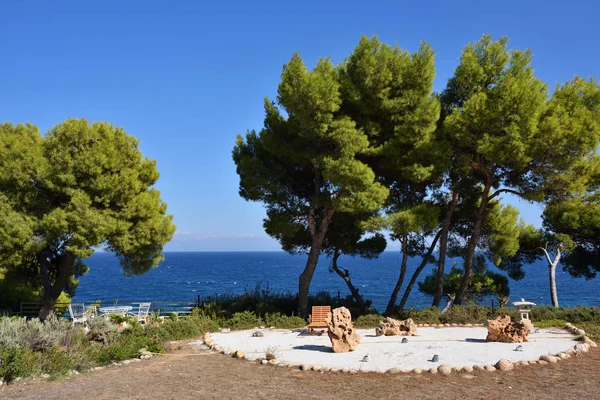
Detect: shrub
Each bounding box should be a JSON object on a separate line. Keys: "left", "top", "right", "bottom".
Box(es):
{"left": 39, "top": 347, "right": 73, "bottom": 377}
{"left": 19, "top": 315, "right": 70, "bottom": 352}
{"left": 263, "top": 312, "right": 306, "bottom": 329}
{"left": 0, "top": 317, "right": 26, "bottom": 348}
{"left": 87, "top": 317, "right": 118, "bottom": 344}
{"left": 0, "top": 345, "right": 41, "bottom": 382}
{"left": 354, "top": 314, "right": 383, "bottom": 328}
{"left": 534, "top": 319, "right": 566, "bottom": 328}
{"left": 227, "top": 311, "right": 261, "bottom": 330}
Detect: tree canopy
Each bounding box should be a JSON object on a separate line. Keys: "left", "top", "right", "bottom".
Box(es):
{"left": 0, "top": 119, "right": 175, "bottom": 313}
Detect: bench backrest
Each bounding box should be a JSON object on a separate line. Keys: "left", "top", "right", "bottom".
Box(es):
{"left": 311, "top": 306, "right": 331, "bottom": 322}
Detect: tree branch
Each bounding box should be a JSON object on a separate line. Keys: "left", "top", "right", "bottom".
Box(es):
{"left": 489, "top": 188, "right": 525, "bottom": 200}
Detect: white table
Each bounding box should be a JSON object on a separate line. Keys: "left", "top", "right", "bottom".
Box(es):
{"left": 99, "top": 306, "right": 133, "bottom": 316}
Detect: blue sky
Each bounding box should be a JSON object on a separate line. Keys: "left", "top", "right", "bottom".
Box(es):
{"left": 1, "top": 1, "right": 598, "bottom": 251}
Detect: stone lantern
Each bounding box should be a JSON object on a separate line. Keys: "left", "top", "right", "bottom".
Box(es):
{"left": 512, "top": 298, "right": 536, "bottom": 329}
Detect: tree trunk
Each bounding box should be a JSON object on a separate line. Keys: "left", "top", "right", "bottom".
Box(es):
{"left": 454, "top": 179, "right": 493, "bottom": 305}
{"left": 298, "top": 206, "right": 335, "bottom": 318}
{"left": 385, "top": 234, "right": 409, "bottom": 316}
{"left": 541, "top": 247, "right": 561, "bottom": 308}
{"left": 398, "top": 230, "right": 442, "bottom": 310}
{"left": 38, "top": 250, "right": 76, "bottom": 319}
{"left": 433, "top": 190, "right": 459, "bottom": 307}
{"left": 441, "top": 294, "right": 455, "bottom": 313}
{"left": 330, "top": 250, "right": 366, "bottom": 312}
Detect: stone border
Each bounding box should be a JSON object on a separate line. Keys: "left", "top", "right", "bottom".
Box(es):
{"left": 204, "top": 323, "right": 598, "bottom": 375}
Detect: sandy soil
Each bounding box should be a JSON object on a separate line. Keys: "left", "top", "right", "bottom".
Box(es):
{"left": 210, "top": 327, "right": 577, "bottom": 371}
{"left": 1, "top": 337, "right": 599, "bottom": 400}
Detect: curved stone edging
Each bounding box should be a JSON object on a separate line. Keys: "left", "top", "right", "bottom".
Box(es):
{"left": 203, "top": 323, "right": 597, "bottom": 375}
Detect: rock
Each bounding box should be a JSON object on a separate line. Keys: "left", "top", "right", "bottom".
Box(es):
{"left": 538, "top": 360, "right": 548, "bottom": 365}
{"left": 41, "top": 374, "right": 51, "bottom": 379}
{"left": 465, "top": 323, "right": 473, "bottom": 327}
{"left": 220, "top": 328, "right": 231, "bottom": 333}
{"left": 349, "top": 369, "right": 358, "bottom": 374}
{"left": 261, "top": 359, "right": 268, "bottom": 365}
{"left": 495, "top": 359, "right": 513, "bottom": 371}
{"left": 268, "top": 359, "right": 279, "bottom": 366}
{"left": 444, "top": 323, "right": 451, "bottom": 327}
{"left": 388, "top": 368, "right": 402, "bottom": 374}
{"left": 321, "top": 367, "right": 330, "bottom": 372}
{"left": 330, "top": 368, "right": 340, "bottom": 373}
{"left": 451, "top": 323, "right": 458, "bottom": 327}
{"left": 300, "top": 365, "right": 311, "bottom": 371}
{"left": 484, "top": 365, "right": 496, "bottom": 372}
{"left": 252, "top": 331, "right": 264, "bottom": 337}
{"left": 418, "top": 324, "right": 423, "bottom": 327}
{"left": 428, "top": 367, "right": 438, "bottom": 374}
{"left": 576, "top": 329, "right": 586, "bottom": 336}
{"left": 0, "top": 379, "right": 2, "bottom": 386}
{"left": 574, "top": 344, "right": 589, "bottom": 353}
{"left": 312, "top": 365, "right": 321, "bottom": 371}
{"left": 566, "top": 348, "right": 576, "bottom": 356}
{"left": 520, "top": 361, "right": 529, "bottom": 366}
{"left": 565, "top": 322, "right": 572, "bottom": 327}
{"left": 540, "top": 355, "right": 558, "bottom": 363}
{"left": 485, "top": 315, "right": 530, "bottom": 343}
{"left": 326, "top": 307, "right": 361, "bottom": 353}
{"left": 584, "top": 337, "right": 598, "bottom": 347}
{"left": 402, "top": 338, "right": 408, "bottom": 344}
{"left": 341, "top": 368, "right": 349, "bottom": 373}
{"left": 438, "top": 365, "right": 452, "bottom": 375}
{"left": 234, "top": 350, "right": 245, "bottom": 359}
{"left": 375, "top": 317, "right": 418, "bottom": 337}
{"left": 413, "top": 368, "right": 422, "bottom": 374}
{"left": 473, "top": 365, "right": 485, "bottom": 371}
{"left": 528, "top": 360, "right": 537, "bottom": 365}
{"left": 558, "top": 353, "right": 568, "bottom": 360}
{"left": 121, "top": 359, "right": 132, "bottom": 365}
{"left": 431, "top": 354, "right": 439, "bottom": 362}
{"left": 462, "top": 374, "right": 475, "bottom": 379}
{"left": 463, "top": 366, "right": 474, "bottom": 373}
{"left": 423, "top": 324, "right": 430, "bottom": 327}
{"left": 453, "top": 367, "right": 462, "bottom": 373}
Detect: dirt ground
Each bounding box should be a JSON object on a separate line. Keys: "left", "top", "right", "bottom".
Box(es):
{"left": 2, "top": 339, "right": 599, "bottom": 400}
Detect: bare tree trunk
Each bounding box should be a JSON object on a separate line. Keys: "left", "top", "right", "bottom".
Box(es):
{"left": 454, "top": 179, "right": 492, "bottom": 305}
{"left": 541, "top": 246, "right": 561, "bottom": 308}
{"left": 385, "top": 235, "right": 409, "bottom": 316}
{"left": 330, "top": 250, "right": 366, "bottom": 312}
{"left": 433, "top": 190, "right": 459, "bottom": 307}
{"left": 441, "top": 294, "right": 455, "bottom": 313}
{"left": 398, "top": 230, "right": 443, "bottom": 310}
{"left": 298, "top": 206, "right": 335, "bottom": 318}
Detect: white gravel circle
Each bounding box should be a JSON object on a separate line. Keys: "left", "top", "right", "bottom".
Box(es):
{"left": 210, "top": 327, "right": 578, "bottom": 372}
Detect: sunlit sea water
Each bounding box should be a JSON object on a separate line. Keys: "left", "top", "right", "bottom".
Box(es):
{"left": 73, "top": 252, "right": 600, "bottom": 311}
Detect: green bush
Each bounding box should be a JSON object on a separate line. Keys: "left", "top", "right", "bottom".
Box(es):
{"left": 354, "top": 314, "right": 383, "bottom": 328}
{"left": 87, "top": 316, "right": 117, "bottom": 344}
{"left": 263, "top": 312, "right": 306, "bottom": 329}
{"left": 0, "top": 345, "right": 41, "bottom": 382}
{"left": 19, "top": 315, "right": 70, "bottom": 352}
{"left": 227, "top": 311, "right": 261, "bottom": 330}
{"left": 534, "top": 319, "right": 566, "bottom": 328}
{"left": 40, "top": 347, "right": 73, "bottom": 377}
{"left": 0, "top": 317, "right": 26, "bottom": 348}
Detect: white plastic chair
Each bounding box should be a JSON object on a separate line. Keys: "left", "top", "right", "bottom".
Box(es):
{"left": 132, "top": 303, "right": 151, "bottom": 325}
{"left": 68, "top": 303, "right": 87, "bottom": 326}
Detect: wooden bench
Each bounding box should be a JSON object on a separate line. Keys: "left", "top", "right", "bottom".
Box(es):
{"left": 306, "top": 306, "right": 331, "bottom": 335}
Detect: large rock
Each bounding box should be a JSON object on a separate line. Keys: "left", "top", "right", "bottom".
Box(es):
{"left": 485, "top": 315, "right": 530, "bottom": 343}
{"left": 326, "top": 307, "right": 361, "bottom": 353}
{"left": 375, "top": 317, "right": 418, "bottom": 337}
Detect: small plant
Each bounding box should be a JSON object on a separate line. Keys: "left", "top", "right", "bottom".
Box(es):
{"left": 354, "top": 314, "right": 383, "bottom": 328}
{"left": 227, "top": 311, "right": 261, "bottom": 330}
{"left": 169, "top": 312, "right": 179, "bottom": 322}
{"left": 87, "top": 317, "right": 118, "bottom": 344}
{"left": 263, "top": 312, "right": 306, "bottom": 329}
{"left": 265, "top": 344, "right": 279, "bottom": 361}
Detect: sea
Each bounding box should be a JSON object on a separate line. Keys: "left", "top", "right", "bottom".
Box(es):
{"left": 73, "top": 252, "right": 600, "bottom": 311}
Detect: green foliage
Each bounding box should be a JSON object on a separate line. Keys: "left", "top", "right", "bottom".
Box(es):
{"left": 0, "top": 316, "right": 69, "bottom": 352}
{"left": 419, "top": 263, "right": 509, "bottom": 302}
{"left": 227, "top": 311, "right": 262, "bottom": 330}
{"left": 534, "top": 319, "right": 566, "bottom": 328}
{"left": 87, "top": 317, "right": 118, "bottom": 344}
{"left": 39, "top": 347, "right": 73, "bottom": 377}
{"left": 0, "top": 119, "right": 175, "bottom": 308}
{"left": 263, "top": 313, "right": 306, "bottom": 329}
{"left": 353, "top": 314, "right": 384, "bottom": 328}
{"left": 0, "top": 345, "right": 41, "bottom": 382}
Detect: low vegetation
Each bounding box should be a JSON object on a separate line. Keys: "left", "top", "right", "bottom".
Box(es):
{"left": 1, "top": 288, "right": 599, "bottom": 384}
